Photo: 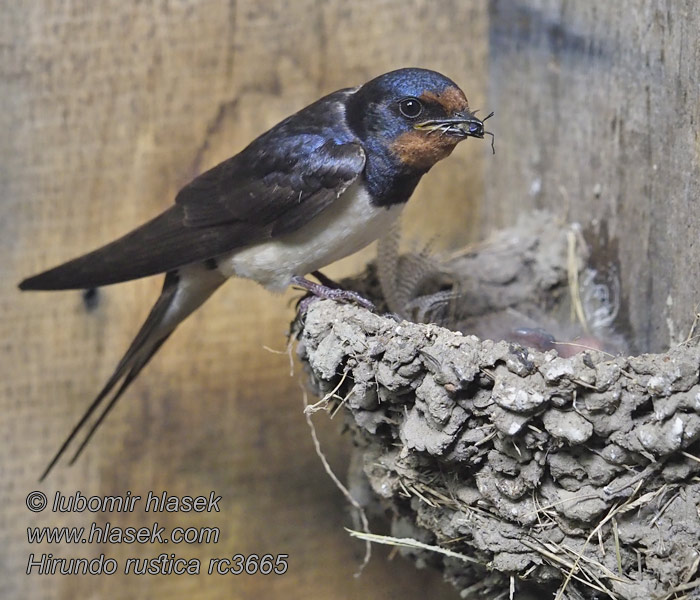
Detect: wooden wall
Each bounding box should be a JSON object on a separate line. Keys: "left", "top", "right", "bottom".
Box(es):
{"left": 484, "top": 0, "right": 700, "bottom": 353}
{"left": 0, "top": 1, "right": 488, "bottom": 599}
{"left": 6, "top": 1, "right": 698, "bottom": 598}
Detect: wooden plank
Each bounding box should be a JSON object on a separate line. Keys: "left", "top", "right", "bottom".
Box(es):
{"left": 485, "top": 0, "right": 700, "bottom": 352}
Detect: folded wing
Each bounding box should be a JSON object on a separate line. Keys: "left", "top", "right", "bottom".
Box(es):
{"left": 20, "top": 94, "right": 365, "bottom": 291}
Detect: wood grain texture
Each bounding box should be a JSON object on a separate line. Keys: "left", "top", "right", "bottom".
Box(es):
{"left": 484, "top": 0, "right": 700, "bottom": 353}
{"left": 0, "top": 1, "right": 487, "bottom": 598}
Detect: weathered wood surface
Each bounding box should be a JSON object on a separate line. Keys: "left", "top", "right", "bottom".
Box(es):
{"left": 484, "top": 0, "right": 700, "bottom": 353}
{"left": 0, "top": 1, "right": 487, "bottom": 599}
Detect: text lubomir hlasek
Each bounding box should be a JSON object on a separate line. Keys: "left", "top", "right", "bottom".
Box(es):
{"left": 51, "top": 491, "right": 221, "bottom": 513}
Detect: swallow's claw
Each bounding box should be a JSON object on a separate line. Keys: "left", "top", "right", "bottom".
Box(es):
{"left": 291, "top": 276, "right": 375, "bottom": 311}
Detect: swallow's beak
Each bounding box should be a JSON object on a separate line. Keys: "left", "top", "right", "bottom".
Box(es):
{"left": 414, "top": 110, "right": 495, "bottom": 153}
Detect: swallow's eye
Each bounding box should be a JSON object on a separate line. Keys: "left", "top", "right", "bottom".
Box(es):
{"left": 398, "top": 98, "right": 423, "bottom": 119}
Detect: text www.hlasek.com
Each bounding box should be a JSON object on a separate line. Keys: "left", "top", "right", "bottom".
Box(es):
{"left": 28, "top": 522, "right": 219, "bottom": 545}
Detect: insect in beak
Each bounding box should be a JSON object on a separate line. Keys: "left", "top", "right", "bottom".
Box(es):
{"left": 462, "top": 111, "right": 495, "bottom": 154}
{"left": 415, "top": 110, "right": 495, "bottom": 154}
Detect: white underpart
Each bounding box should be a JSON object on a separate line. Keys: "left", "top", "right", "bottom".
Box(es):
{"left": 220, "top": 181, "right": 404, "bottom": 291}
{"left": 160, "top": 263, "right": 226, "bottom": 332}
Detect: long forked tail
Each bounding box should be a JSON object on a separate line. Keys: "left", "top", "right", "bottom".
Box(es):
{"left": 40, "top": 264, "right": 226, "bottom": 481}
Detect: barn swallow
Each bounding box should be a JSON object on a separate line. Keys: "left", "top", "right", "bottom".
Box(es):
{"left": 20, "top": 67, "right": 493, "bottom": 479}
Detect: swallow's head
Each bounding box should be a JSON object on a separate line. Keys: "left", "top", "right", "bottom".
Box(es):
{"left": 346, "top": 68, "right": 493, "bottom": 171}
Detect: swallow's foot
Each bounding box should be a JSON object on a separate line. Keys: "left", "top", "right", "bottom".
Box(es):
{"left": 310, "top": 270, "right": 341, "bottom": 289}
{"left": 295, "top": 294, "right": 318, "bottom": 317}
{"left": 291, "top": 276, "right": 375, "bottom": 311}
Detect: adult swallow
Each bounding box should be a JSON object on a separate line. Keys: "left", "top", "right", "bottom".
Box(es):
{"left": 20, "top": 67, "right": 493, "bottom": 479}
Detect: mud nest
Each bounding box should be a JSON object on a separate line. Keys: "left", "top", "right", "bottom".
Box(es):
{"left": 294, "top": 213, "right": 700, "bottom": 600}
